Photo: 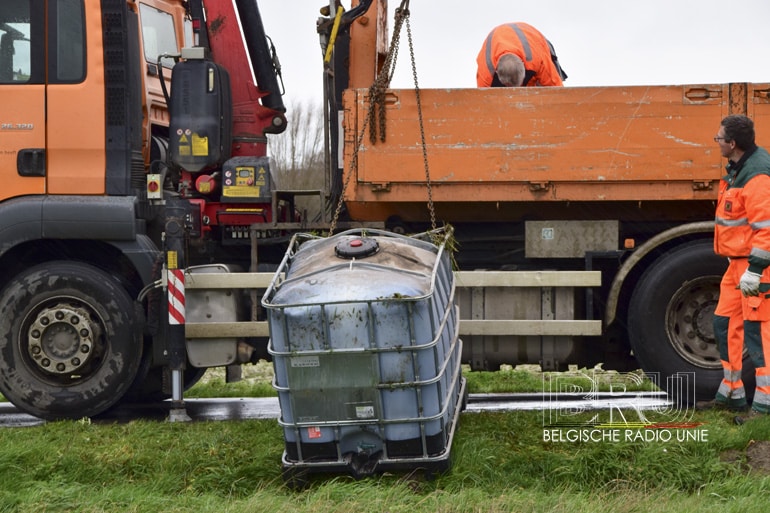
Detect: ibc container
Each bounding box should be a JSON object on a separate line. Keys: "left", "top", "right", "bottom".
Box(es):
{"left": 262, "top": 228, "right": 465, "bottom": 481}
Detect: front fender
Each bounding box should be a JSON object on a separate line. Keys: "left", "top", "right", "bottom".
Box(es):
{"left": 0, "top": 195, "right": 137, "bottom": 254}
{"left": 0, "top": 195, "right": 159, "bottom": 284}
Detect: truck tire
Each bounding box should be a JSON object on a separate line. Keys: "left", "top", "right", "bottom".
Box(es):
{"left": 628, "top": 240, "right": 755, "bottom": 403}
{"left": 0, "top": 262, "right": 142, "bottom": 420}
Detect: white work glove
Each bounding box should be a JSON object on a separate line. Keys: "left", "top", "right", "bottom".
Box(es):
{"left": 739, "top": 270, "right": 762, "bottom": 297}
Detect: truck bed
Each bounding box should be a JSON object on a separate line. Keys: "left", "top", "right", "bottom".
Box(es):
{"left": 341, "top": 83, "right": 770, "bottom": 223}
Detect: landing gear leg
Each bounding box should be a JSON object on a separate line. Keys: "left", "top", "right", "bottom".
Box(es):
{"left": 165, "top": 200, "right": 192, "bottom": 423}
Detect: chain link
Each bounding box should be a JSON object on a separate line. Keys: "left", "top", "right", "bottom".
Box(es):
{"left": 330, "top": 0, "right": 436, "bottom": 234}
{"left": 330, "top": 3, "right": 407, "bottom": 234}
{"left": 368, "top": 5, "right": 406, "bottom": 144}
{"left": 404, "top": 13, "right": 436, "bottom": 231}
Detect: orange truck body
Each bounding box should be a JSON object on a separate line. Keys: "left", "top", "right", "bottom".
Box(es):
{"left": 342, "top": 83, "right": 770, "bottom": 223}
{"left": 337, "top": 62, "right": 770, "bottom": 399}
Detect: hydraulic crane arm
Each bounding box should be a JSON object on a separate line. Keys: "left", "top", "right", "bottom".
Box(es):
{"left": 186, "top": 0, "right": 287, "bottom": 157}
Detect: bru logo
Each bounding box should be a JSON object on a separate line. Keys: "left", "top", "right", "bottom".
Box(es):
{"left": 541, "top": 371, "right": 707, "bottom": 443}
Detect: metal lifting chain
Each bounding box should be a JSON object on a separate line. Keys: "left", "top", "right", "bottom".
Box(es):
{"left": 368, "top": 2, "right": 406, "bottom": 144}
{"left": 329, "top": 0, "right": 437, "bottom": 234}
{"left": 404, "top": 8, "right": 437, "bottom": 231}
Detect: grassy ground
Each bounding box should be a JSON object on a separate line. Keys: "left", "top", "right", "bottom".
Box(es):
{"left": 1, "top": 364, "right": 769, "bottom": 512}
{"left": 186, "top": 362, "right": 656, "bottom": 398}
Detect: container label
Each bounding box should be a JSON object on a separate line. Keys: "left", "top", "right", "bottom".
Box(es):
{"left": 355, "top": 405, "right": 375, "bottom": 419}
{"left": 290, "top": 355, "right": 320, "bottom": 368}
{"left": 307, "top": 426, "right": 322, "bottom": 439}
{"left": 192, "top": 133, "right": 209, "bottom": 156}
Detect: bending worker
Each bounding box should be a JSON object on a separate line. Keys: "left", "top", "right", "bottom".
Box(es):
{"left": 476, "top": 22, "right": 567, "bottom": 88}
{"left": 705, "top": 114, "right": 770, "bottom": 421}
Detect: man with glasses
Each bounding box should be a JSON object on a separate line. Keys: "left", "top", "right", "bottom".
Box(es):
{"left": 702, "top": 114, "right": 770, "bottom": 423}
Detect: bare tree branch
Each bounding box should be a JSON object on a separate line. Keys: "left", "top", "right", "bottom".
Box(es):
{"left": 267, "top": 99, "right": 325, "bottom": 190}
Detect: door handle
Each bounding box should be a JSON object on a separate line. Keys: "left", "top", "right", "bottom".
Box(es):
{"left": 17, "top": 148, "right": 46, "bottom": 177}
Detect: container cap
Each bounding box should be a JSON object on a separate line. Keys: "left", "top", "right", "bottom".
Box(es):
{"left": 335, "top": 237, "right": 379, "bottom": 259}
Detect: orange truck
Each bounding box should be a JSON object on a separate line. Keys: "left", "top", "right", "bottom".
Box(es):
{"left": 0, "top": 0, "right": 764, "bottom": 420}
{"left": 342, "top": 78, "right": 770, "bottom": 402}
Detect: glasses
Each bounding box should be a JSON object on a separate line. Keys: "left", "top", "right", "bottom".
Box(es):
{"left": 714, "top": 136, "right": 727, "bottom": 142}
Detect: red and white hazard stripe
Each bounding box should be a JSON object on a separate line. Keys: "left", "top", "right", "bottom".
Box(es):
{"left": 168, "top": 269, "right": 185, "bottom": 325}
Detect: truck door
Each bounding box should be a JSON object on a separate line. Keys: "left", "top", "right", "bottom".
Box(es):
{"left": 0, "top": 0, "right": 100, "bottom": 201}
{"left": 0, "top": 1, "right": 45, "bottom": 200}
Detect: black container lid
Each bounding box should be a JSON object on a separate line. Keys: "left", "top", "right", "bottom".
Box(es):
{"left": 335, "top": 237, "right": 379, "bottom": 259}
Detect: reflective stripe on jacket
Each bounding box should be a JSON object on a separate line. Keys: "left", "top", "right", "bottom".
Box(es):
{"left": 714, "top": 146, "right": 770, "bottom": 273}
{"left": 476, "top": 22, "right": 564, "bottom": 88}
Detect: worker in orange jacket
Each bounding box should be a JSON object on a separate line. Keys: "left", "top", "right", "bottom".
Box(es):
{"left": 705, "top": 114, "right": 770, "bottom": 420}
{"left": 476, "top": 22, "right": 567, "bottom": 88}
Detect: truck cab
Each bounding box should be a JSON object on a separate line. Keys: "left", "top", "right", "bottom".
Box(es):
{"left": 0, "top": 0, "right": 287, "bottom": 420}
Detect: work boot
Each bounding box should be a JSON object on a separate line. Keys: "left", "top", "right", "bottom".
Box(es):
{"left": 695, "top": 399, "right": 747, "bottom": 412}
{"left": 734, "top": 408, "right": 766, "bottom": 425}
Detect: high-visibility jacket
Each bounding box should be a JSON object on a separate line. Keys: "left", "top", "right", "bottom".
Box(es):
{"left": 476, "top": 22, "right": 565, "bottom": 88}
{"left": 714, "top": 146, "right": 770, "bottom": 274}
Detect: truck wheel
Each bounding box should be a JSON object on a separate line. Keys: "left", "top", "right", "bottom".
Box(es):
{"left": 628, "top": 240, "right": 754, "bottom": 403}
{"left": 0, "top": 262, "right": 142, "bottom": 420}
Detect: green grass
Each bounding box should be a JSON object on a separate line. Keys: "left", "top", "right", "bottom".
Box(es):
{"left": 0, "top": 363, "right": 768, "bottom": 512}
{"left": 0, "top": 408, "right": 768, "bottom": 512}
{"left": 185, "top": 362, "right": 657, "bottom": 398}
{"left": 186, "top": 362, "right": 276, "bottom": 398}
{"left": 461, "top": 365, "right": 655, "bottom": 394}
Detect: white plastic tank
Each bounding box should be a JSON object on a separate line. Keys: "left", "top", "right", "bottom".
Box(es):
{"left": 263, "top": 229, "right": 463, "bottom": 471}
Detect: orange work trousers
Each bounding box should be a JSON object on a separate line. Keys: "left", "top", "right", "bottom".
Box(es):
{"left": 713, "top": 257, "right": 770, "bottom": 412}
